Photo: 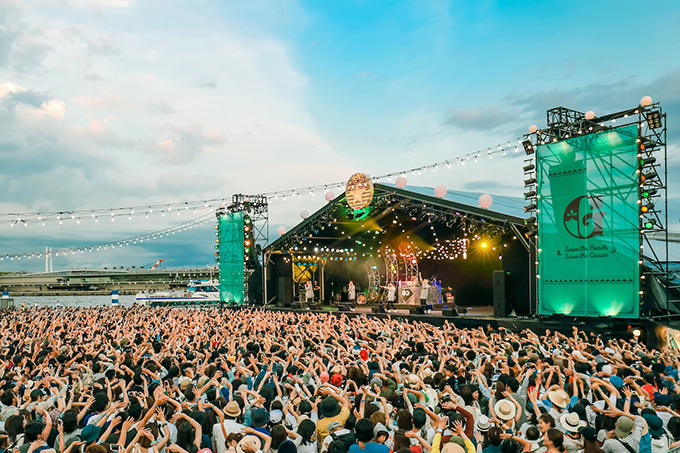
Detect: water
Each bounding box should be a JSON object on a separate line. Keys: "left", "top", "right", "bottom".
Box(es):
{"left": 12, "top": 294, "right": 138, "bottom": 308}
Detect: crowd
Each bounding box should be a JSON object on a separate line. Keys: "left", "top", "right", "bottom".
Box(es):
{"left": 0, "top": 307, "right": 677, "bottom": 453}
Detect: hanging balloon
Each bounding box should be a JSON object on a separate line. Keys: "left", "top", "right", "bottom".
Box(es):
{"left": 478, "top": 194, "right": 493, "bottom": 209}
{"left": 585, "top": 110, "right": 595, "bottom": 120}
{"left": 395, "top": 176, "right": 407, "bottom": 188}
{"left": 277, "top": 226, "right": 287, "bottom": 235}
{"left": 528, "top": 125, "right": 538, "bottom": 133}
{"left": 325, "top": 191, "right": 335, "bottom": 202}
{"left": 434, "top": 184, "right": 447, "bottom": 198}
{"left": 300, "top": 210, "right": 309, "bottom": 219}
{"left": 640, "top": 96, "right": 653, "bottom": 106}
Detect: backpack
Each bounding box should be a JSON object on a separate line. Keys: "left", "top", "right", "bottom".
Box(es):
{"left": 330, "top": 430, "right": 356, "bottom": 450}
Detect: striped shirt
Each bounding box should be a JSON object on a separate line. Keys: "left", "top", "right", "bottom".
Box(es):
{"left": 602, "top": 416, "right": 645, "bottom": 453}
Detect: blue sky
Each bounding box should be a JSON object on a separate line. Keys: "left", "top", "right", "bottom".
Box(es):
{"left": 1, "top": 0, "right": 679, "bottom": 271}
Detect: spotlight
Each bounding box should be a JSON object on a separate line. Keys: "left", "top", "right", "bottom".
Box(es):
{"left": 639, "top": 156, "right": 656, "bottom": 167}
{"left": 524, "top": 177, "right": 537, "bottom": 186}
{"left": 640, "top": 202, "right": 655, "bottom": 214}
{"left": 522, "top": 140, "right": 535, "bottom": 155}
{"left": 524, "top": 203, "right": 537, "bottom": 213}
{"left": 523, "top": 163, "right": 535, "bottom": 172}
{"left": 632, "top": 328, "right": 642, "bottom": 338}
{"left": 646, "top": 111, "right": 662, "bottom": 129}
{"left": 641, "top": 189, "right": 658, "bottom": 199}
{"left": 639, "top": 139, "right": 656, "bottom": 152}
{"left": 524, "top": 190, "right": 537, "bottom": 199}
{"left": 643, "top": 219, "right": 657, "bottom": 229}
{"left": 640, "top": 170, "right": 657, "bottom": 182}
{"left": 524, "top": 217, "right": 537, "bottom": 225}
{"left": 481, "top": 242, "right": 487, "bottom": 248}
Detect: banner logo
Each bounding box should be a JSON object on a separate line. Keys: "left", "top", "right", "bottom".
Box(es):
{"left": 563, "top": 195, "right": 604, "bottom": 239}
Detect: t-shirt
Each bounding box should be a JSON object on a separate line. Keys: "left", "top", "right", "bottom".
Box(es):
{"left": 349, "top": 442, "right": 389, "bottom": 453}
{"left": 317, "top": 407, "right": 350, "bottom": 440}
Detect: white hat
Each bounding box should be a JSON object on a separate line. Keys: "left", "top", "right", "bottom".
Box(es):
{"left": 560, "top": 412, "right": 586, "bottom": 433}
{"left": 476, "top": 415, "right": 491, "bottom": 432}
{"left": 494, "top": 399, "right": 516, "bottom": 421}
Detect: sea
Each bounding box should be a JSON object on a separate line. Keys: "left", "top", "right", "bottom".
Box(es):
{"left": 11, "top": 295, "right": 138, "bottom": 308}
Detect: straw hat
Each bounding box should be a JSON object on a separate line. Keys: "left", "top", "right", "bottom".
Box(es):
{"left": 560, "top": 412, "right": 586, "bottom": 433}
{"left": 236, "top": 435, "right": 261, "bottom": 453}
{"left": 494, "top": 399, "right": 516, "bottom": 421}
{"left": 225, "top": 401, "right": 241, "bottom": 417}
{"left": 476, "top": 415, "right": 491, "bottom": 432}
{"left": 547, "top": 389, "right": 569, "bottom": 409}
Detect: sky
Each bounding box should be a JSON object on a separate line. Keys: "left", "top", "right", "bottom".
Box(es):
{"left": 1, "top": 0, "right": 680, "bottom": 272}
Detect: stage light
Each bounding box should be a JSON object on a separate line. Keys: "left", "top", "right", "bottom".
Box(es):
{"left": 481, "top": 242, "right": 487, "bottom": 248}
{"left": 640, "top": 202, "right": 655, "bottom": 214}
{"left": 524, "top": 177, "right": 536, "bottom": 186}
{"left": 524, "top": 203, "right": 537, "bottom": 213}
{"left": 632, "top": 328, "right": 641, "bottom": 338}
{"left": 524, "top": 190, "right": 536, "bottom": 199}
{"left": 639, "top": 156, "right": 656, "bottom": 167}
{"left": 523, "top": 163, "right": 535, "bottom": 172}
{"left": 643, "top": 219, "right": 657, "bottom": 229}
{"left": 647, "top": 111, "right": 662, "bottom": 129}
{"left": 525, "top": 217, "right": 537, "bottom": 225}
{"left": 522, "top": 140, "right": 535, "bottom": 155}
{"left": 641, "top": 189, "right": 658, "bottom": 198}
{"left": 640, "top": 170, "right": 657, "bottom": 182}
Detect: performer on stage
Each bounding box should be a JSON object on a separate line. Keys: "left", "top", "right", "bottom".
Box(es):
{"left": 348, "top": 280, "right": 356, "bottom": 310}
{"left": 385, "top": 282, "right": 396, "bottom": 312}
{"left": 304, "top": 280, "right": 314, "bottom": 305}
{"left": 419, "top": 272, "right": 430, "bottom": 314}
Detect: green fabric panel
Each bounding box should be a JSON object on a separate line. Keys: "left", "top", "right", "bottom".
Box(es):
{"left": 537, "top": 124, "right": 640, "bottom": 318}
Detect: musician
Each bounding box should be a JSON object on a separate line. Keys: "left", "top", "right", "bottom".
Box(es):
{"left": 348, "top": 280, "right": 356, "bottom": 310}
{"left": 304, "top": 280, "right": 319, "bottom": 304}
{"left": 418, "top": 272, "right": 430, "bottom": 314}
{"left": 381, "top": 282, "right": 397, "bottom": 312}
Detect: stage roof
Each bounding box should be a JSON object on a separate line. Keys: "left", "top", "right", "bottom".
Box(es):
{"left": 266, "top": 183, "right": 529, "bottom": 259}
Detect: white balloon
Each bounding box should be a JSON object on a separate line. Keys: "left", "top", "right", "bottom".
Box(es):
{"left": 395, "top": 176, "right": 407, "bottom": 188}
{"left": 434, "top": 184, "right": 447, "bottom": 198}
{"left": 641, "top": 96, "right": 653, "bottom": 106}
{"left": 277, "top": 226, "right": 287, "bottom": 235}
{"left": 479, "top": 194, "right": 493, "bottom": 209}
{"left": 324, "top": 191, "right": 335, "bottom": 202}
{"left": 528, "top": 125, "right": 538, "bottom": 133}
{"left": 585, "top": 110, "right": 595, "bottom": 120}
{"left": 300, "top": 210, "right": 309, "bottom": 219}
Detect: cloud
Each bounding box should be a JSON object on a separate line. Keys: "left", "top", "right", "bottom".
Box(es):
{"left": 75, "top": 95, "right": 135, "bottom": 110}
{"left": 443, "top": 105, "right": 517, "bottom": 131}
{"left": 10, "top": 30, "right": 53, "bottom": 72}
{"left": 140, "top": 123, "right": 228, "bottom": 164}
{"left": 145, "top": 99, "right": 176, "bottom": 115}
{"left": 195, "top": 81, "right": 216, "bottom": 89}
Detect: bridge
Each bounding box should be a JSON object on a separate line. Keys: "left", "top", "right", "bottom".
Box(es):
{"left": 0, "top": 268, "right": 216, "bottom": 296}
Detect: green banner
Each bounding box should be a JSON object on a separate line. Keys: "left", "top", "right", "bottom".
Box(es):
{"left": 218, "top": 212, "right": 245, "bottom": 303}
{"left": 537, "top": 124, "right": 639, "bottom": 318}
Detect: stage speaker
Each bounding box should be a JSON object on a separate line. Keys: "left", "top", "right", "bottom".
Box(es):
{"left": 278, "top": 277, "right": 292, "bottom": 306}
{"left": 442, "top": 308, "right": 458, "bottom": 317}
{"left": 493, "top": 270, "right": 511, "bottom": 317}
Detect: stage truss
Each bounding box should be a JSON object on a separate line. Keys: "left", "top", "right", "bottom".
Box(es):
{"left": 523, "top": 104, "right": 671, "bottom": 318}
{"left": 227, "top": 194, "right": 269, "bottom": 303}
{"left": 365, "top": 260, "right": 381, "bottom": 302}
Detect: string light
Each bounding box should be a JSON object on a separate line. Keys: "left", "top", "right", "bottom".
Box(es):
{"left": 2, "top": 135, "right": 527, "bottom": 227}
{"left": 0, "top": 214, "right": 213, "bottom": 262}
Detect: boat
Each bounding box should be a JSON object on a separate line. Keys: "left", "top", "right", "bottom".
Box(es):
{"left": 135, "top": 279, "right": 220, "bottom": 307}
